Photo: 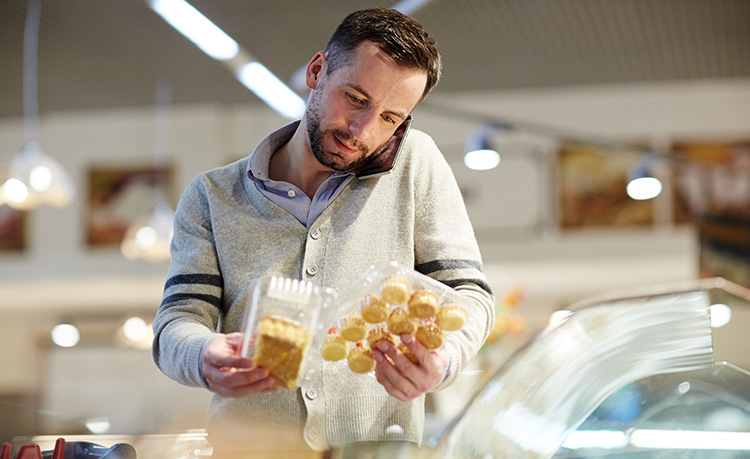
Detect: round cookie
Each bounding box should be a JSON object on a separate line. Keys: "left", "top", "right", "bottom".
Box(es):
{"left": 380, "top": 275, "right": 412, "bottom": 305}
{"left": 366, "top": 325, "right": 396, "bottom": 350}
{"left": 436, "top": 304, "right": 467, "bottom": 331}
{"left": 339, "top": 316, "right": 367, "bottom": 342}
{"left": 321, "top": 331, "right": 347, "bottom": 361}
{"left": 387, "top": 307, "right": 418, "bottom": 336}
{"left": 359, "top": 295, "right": 390, "bottom": 324}
{"left": 408, "top": 290, "right": 439, "bottom": 319}
{"left": 348, "top": 343, "right": 376, "bottom": 374}
{"left": 415, "top": 321, "right": 445, "bottom": 350}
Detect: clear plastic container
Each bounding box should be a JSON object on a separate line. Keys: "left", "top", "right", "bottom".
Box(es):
{"left": 240, "top": 275, "right": 336, "bottom": 389}
{"left": 321, "top": 261, "right": 477, "bottom": 374}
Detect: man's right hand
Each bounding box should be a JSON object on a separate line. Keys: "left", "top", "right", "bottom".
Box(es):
{"left": 201, "top": 332, "right": 278, "bottom": 398}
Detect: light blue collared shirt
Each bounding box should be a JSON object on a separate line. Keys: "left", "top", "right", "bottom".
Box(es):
{"left": 246, "top": 121, "right": 355, "bottom": 228}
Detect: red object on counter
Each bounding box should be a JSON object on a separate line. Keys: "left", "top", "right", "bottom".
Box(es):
{"left": 7, "top": 438, "right": 65, "bottom": 459}
{"left": 51, "top": 438, "right": 65, "bottom": 459}
{"left": 14, "top": 443, "right": 41, "bottom": 459}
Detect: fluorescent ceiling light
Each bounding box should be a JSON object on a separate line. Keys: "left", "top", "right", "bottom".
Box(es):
{"left": 237, "top": 62, "right": 306, "bottom": 120}
{"left": 149, "top": 0, "right": 239, "bottom": 61}
{"left": 149, "top": 0, "right": 304, "bottom": 119}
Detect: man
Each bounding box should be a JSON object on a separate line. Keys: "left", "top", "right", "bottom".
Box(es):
{"left": 153, "top": 7, "right": 494, "bottom": 455}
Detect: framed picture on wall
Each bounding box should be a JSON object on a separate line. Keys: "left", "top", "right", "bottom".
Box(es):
{"left": 85, "top": 165, "right": 172, "bottom": 247}
{"left": 0, "top": 205, "right": 25, "bottom": 252}
{"left": 672, "top": 140, "right": 750, "bottom": 288}
{"left": 672, "top": 140, "right": 750, "bottom": 222}
{"left": 556, "top": 145, "right": 654, "bottom": 229}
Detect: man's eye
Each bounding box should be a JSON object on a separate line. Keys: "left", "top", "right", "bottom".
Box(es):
{"left": 346, "top": 93, "right": 364, "bottom": 104}
{"left": 382, "top": 114, "right": 396, "bottom": 124}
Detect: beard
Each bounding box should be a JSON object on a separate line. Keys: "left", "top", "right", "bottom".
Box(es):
{"left": 305, "top": 91, "right": 373, "bottom": 173}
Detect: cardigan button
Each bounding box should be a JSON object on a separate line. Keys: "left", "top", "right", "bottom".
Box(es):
{"left": 306, "top": 265, "right": 319, "bottom": 276}
{"left": 305, "top": 388, "right": 318, "bottom": 400}
{"left": 310, "top": 228, "right": 321, "bottom": 239}
{"left": 306, "top": 427, "right": 319, "bottom": 441}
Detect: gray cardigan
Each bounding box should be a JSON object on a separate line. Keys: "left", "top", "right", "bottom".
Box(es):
{"left": 152, "top": 126, "right": 495, "bottom": 452}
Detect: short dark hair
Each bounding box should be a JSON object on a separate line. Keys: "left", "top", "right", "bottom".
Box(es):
{"left": 324, "top": 8, "right": 442, "bottom": 103}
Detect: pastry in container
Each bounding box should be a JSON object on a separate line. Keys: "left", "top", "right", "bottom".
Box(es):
{"left": 437, "top": 303, "right": 467, "bottom": 331}
{"left": 366, "top": 325, "right": 396, "bottom": 350}
{"left": 387, "top": 307, "right": 418, "bottom": 336}
{"left": 380, "top": 274, "right": 412, "bottom": 305}
{"left": 408, "top": 289, "right": 439, "bottom": 319}
{"left": 253, "top": 316, "right": 309, "bottom": 388}
{"left": 321, "top": 328, "right": 348, "bottom": 361}
{"left": 339, "top": 315, "right": 368, "bottom": 342}
{"left": 415, "top": 321, "right": 445, "bottom": 350}
{"left": 348, "top": 342, "right": 376, "bottom": 374}
{"left": 325, "top": 261, "right": 477, "bottom": 377}
{"left": 359, "top": 295, "right": 390, "bottom": 323}
{"left": 241, "top": 276, "right": 336, "bottom": 389}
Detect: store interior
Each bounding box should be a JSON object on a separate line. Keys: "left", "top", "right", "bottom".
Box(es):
{"left": 1, "top": 0, "right": 749, "bottom": 457}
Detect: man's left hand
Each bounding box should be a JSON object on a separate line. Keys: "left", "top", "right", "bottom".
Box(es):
{"left": 372, "top": 334, "right": 449, "bottom": 402}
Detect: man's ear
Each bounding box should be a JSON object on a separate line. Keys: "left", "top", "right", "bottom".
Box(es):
{"left": 305, "top": 51, "right": 327, "bottom": 90}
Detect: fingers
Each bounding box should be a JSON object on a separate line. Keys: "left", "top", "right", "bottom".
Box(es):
{"left": 372, "top": 340, "right": 426, "bottom": 402}
{"left": 374, "top": 357, "right": 413, "bottom": 402}
{"left": 401, "top": 334, "right": 449, "bottom": 378}
{"left": 203, "top": 334, "right": 253, "bottom": 369}
{"left": 201, "top": 334, "right": 279, "bottom": 398}
{"left": 205, "top": 364, "right": 280, "bottom": 398}
{"left": 372, "top": 335, "right": 449, "bottom": 402}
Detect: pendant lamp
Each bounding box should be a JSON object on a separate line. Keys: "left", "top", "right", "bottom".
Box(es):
{"left": 120, "top": 81, "right": 175, "bottom": 262}
{"left": 1, "top": 0, "right": 76, "bottom": 210}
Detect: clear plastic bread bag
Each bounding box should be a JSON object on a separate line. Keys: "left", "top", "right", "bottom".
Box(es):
{"left": 240, "top": 275, "right": 336, "bottom": 389}
{"left": 321, "top": 261, "right": 476, "bottom": 375}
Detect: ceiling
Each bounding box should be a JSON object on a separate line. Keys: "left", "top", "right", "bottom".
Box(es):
{"left": 0, "top": 0, "right": 749, "bottom": 119}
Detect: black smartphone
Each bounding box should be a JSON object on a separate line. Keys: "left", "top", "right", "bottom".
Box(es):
{"left": 354, "top": 116, "right": 412, "bottom": 179}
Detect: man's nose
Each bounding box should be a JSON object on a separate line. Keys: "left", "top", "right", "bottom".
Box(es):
{"left": 347, "top": 109, "right": 379, "bottom": 141}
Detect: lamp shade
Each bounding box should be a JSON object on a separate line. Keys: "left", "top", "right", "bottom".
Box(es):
{"left": 2, "top": 141, "right": 77, "bottom": 210}
{"left": 120, "top": 201, "right": 175, "bottom": 262}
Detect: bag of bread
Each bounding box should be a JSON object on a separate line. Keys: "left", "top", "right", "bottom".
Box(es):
{"left": 240, "top": 276, "right": 336, "bottom": 389}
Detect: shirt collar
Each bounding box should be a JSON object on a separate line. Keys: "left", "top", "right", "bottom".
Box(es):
{"left": 247, "top": 121, "right": 301, "bottom": 182}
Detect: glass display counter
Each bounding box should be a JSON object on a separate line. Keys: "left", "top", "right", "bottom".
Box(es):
{"left": 433, "top": 278, "right": 750, "bottom": 458}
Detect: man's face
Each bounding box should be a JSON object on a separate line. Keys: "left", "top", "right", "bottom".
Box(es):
{"left": 305, "top": 42, "right": 427, "bottom": 173}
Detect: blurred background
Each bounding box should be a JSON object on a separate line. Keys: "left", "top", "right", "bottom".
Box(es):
{"left": 1, "top": 0, "right": 749, "bottom": 455}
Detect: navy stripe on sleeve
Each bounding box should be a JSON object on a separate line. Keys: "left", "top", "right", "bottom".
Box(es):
{"left": 160, "top": 293, "right": 222, "bottom": 310}
{"left": 164, "top": 273, "right": 223, "bottom": 290}
{"left": 415, "top": 259, "right": 484, "bottom": 275}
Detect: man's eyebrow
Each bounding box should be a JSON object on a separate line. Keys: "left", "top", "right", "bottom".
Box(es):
{"left": 348, "top": 84, "right": 408, "bottom": 121}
